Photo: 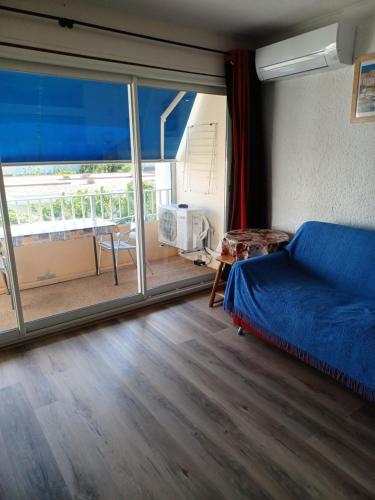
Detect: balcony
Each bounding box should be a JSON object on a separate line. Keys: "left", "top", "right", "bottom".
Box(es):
{"left": 0, "top": 181, "right": 214, "bottom": 331}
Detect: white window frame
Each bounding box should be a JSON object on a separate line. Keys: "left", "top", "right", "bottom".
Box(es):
{"left": 0, "top": 51, "right": 228, "bottom": 347}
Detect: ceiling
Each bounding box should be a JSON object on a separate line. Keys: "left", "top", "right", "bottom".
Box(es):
{"left": 86, "top": 0, "right": 375, "bottom": 43}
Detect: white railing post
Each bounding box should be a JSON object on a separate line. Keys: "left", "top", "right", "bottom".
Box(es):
{"left": 157, "top": 189, "right": 161, "bottom": 209}
{"left": 100, "top": 193, "right": 104, "bottom": 218}
{"left": 109, "top": 194, "right": 113, "bottom": 220}
{"left": 38, "top": 200, "right": 43, "bottom": 221}
{"left": 15, "top": 201, "right": 20, "bottom": 224}
{"left": 71, "top": 196, "right": 75, "bottom": 219}
{"left": 89, "top": 193, "right": 96, "bottom": 220}
{"left": 118, "top": 195, "right": 122, "bottom": 219}
{"left": 60, "top": 197, "right": 65, "bottom": 220}
{"left": 27, "top": 201, "right": 32, "bottom": 222}
{"left": 80, "top": 197, "right": 85, "bottom": 218}
{"left": 49, "top": 201, "right": 54, "bottom": 221}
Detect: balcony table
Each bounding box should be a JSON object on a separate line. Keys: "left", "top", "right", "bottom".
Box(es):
{"left": 0, "top": 218, "right": 120, "bottom": 286}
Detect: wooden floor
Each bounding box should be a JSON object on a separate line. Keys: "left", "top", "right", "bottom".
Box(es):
{"left": 0, "top": 292, "right": 374, "bottom": 500}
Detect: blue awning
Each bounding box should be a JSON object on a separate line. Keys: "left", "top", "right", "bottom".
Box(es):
{"left": 0, "top": 70, "right": 196, "bottom": 164}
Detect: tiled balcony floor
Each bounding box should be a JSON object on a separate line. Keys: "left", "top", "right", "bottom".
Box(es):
{"left": 0, "top": 255, "right": 214, "bottom": 331}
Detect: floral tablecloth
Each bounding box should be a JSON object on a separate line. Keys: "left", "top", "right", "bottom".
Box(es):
{"left": 218, "top": 228, "right": 290, "bottom": 261}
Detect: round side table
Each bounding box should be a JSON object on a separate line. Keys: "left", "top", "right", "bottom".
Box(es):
{"left": 209, "top": 228, "right": 289, "bottom": 307}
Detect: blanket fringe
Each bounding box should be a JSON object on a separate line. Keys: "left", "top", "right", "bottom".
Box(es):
{"left": 232, "top": 313, "right": 375, "bottom": 403}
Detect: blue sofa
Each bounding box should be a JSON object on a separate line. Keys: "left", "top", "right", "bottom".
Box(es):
{"left": 224, "top": 221, "right": 375, "bottom": 401}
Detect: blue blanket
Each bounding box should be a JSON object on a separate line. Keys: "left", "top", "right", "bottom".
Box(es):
{"left": 224, "top": 222, "right": 375, "bottom": 401}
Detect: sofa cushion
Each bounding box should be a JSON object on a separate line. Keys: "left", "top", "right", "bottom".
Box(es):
{"left": 286, "top": 221, "right": 375, "bottom": 299}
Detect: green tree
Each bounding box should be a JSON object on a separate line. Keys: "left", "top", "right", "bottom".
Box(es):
{"left": 55, "top": 168, "right": 77, "bottom": 176}
{"left": 79, "top": 163, "right": 132, "bottom": 174}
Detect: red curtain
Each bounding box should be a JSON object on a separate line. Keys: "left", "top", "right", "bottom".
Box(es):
{"left": 225, "top": 50, "right": 267, "bottom": 230}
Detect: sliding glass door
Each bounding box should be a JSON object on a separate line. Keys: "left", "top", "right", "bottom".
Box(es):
{"left": 0, "top": 67, "right": 227, "bottom": 340}
{"left": 0, "top": 70, "right": 140, "bottom": 328}
{"left": 138, "top": 84, "right": 227, "bottom": 293}
{"left": 0, "top": 197, "right": 19, "bottom": 334}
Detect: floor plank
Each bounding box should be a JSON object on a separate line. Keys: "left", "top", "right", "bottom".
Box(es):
{"left": 0, "top": 383, "right": 71, "bottom": 500}
{"left": 0, "top": 290, "right": 373, "bottom": 499}
{"left": 37, "top": 399, "right": 142, "bottom": 500}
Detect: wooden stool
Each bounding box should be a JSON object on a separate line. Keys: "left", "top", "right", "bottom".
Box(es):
{"left": 209, "top": 255, "right": 235, "bottom": 307}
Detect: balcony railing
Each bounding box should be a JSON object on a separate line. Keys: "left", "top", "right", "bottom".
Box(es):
{"left": 6, "top": 189, "right": 172, "bottom": 225}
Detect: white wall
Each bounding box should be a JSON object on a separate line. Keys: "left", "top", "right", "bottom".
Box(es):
{"left": 263, "top": 15, "right": 375, "bottom": 233}
{"left": 176, "top": 94, "right": 227, "bottom": 250}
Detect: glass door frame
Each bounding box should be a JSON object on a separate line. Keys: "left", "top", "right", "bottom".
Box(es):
{"left": 0, "top": 162, "right": 25, "bottom": 343}
{"left": 134, "top": 78, "right": 226, "bottom": 296}
{"left": 0, "top": 62, "right": 227, "bottom": 346}
{"left": 128, "top": 77, "right": 147, "bottom": 296}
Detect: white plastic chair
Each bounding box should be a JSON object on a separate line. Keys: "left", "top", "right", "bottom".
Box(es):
{"left": 97, "top": 222, "right": 153, "bottom": 281}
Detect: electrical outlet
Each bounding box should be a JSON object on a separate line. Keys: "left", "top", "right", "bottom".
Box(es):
{"left": 37, "top": 273, "right": 56, "bottom": 281}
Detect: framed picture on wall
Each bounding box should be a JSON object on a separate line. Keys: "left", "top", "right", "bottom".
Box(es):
{"left": 351, "top": 53, "right": 375, "bottom": 123}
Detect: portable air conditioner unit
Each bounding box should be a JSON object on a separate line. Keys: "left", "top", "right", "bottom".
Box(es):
{"left": 256, "top": 23, "right": 355, "bottom": 81}
{"left": 158, "top": 205, "right": 207, "bottom": 252}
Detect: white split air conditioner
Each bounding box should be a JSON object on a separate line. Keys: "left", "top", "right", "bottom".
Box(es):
{"left": 256, "top": 23, "right": 355, "bottom": 81}
{"left": 158, "top": 205, "right": 209, "bottom": 252}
